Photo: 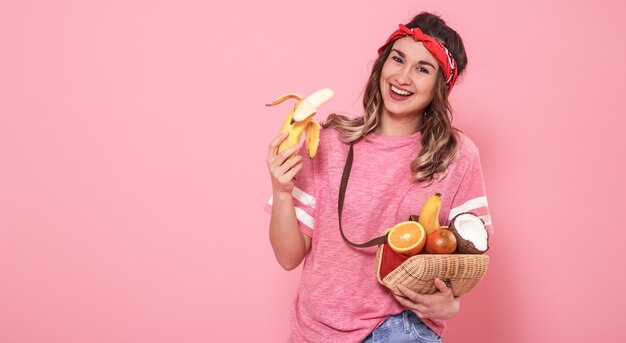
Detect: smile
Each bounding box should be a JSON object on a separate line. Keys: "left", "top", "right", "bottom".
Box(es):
{"left": 390, "top": 85, "right": 414, "bottom": 97}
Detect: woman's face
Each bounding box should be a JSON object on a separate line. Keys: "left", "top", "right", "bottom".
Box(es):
{"left": 379, "top": 37, "right": 439, "bottom": 120}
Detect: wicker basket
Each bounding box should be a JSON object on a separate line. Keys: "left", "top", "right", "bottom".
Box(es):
{"left": 375, "top": 244, "right": 489, "bottom": 297}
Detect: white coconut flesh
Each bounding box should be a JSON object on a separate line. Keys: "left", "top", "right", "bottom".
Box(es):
{"left": 454, "top": 213, "right": 488, "bottom": 251}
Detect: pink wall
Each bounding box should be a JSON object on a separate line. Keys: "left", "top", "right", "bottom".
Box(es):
{"left": 1, "top": 0, "right": 624, "bottom": 342}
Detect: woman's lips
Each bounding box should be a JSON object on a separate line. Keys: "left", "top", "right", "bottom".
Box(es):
{"left": 388, "top": 84, "right": 414, "bottom": 101}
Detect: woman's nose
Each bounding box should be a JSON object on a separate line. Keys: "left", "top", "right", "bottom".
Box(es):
{"left": 394, "top": 67, "right": 412, "bottom": 85}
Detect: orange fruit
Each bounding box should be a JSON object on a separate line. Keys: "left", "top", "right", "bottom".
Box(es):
{"left": 387, "top": 221, "right": 426, "bottom": 256}
{"left": 424, "top": 229, "right": 457, "bottom": 254}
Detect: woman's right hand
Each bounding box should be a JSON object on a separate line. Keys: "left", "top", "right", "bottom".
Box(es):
{"left": 267, "top": 132, "right": 303, "bottom": 197}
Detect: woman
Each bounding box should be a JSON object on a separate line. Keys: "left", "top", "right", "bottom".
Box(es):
{"left": 265, "top": 12, "right": 493, "bottom": 342}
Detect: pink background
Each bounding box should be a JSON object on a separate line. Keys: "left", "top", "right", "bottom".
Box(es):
{"left": 1, "top": 0, "right": 625, "bottom": 342}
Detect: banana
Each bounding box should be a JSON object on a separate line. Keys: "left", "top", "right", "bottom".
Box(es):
{"left": 418, "top": 193, "right": 442, "bottom": 236}
{"left": 266, "top": 88, "right": 334, "bottom": 158}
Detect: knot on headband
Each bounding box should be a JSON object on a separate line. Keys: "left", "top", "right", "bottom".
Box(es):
{"left": 378, "top": 24, "right": 458, "bottom": 94}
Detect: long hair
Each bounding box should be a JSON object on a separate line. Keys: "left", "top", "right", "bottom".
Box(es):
{"left": 322, "top": 12, "right": 468, "bottom": 184}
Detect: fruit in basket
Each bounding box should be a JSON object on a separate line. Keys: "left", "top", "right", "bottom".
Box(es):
{"left": 418, "top": 193, "right": 442, "bottom": 235}
{"left": 266, "top": 88, "right": 334, "bottom": 158}
{"left": 448, "top": 212, "right": 489, "bottom": 254}
{"left": 424, "top": 228, "right": 457, "bottom": 254}
{"left": 387, "top": 221, "right": 426, "bottom": 256}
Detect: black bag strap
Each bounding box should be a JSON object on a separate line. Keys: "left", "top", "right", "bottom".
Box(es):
{"left": 338, "top": 143, "right": 388, "bottom": 248}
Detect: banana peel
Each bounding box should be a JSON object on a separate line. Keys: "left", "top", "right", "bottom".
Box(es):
{"left": 305, "top": 121, "right": 321, "bottom": 158}
{"left": 266, "top": 88, "right": 334, "bottom": 158}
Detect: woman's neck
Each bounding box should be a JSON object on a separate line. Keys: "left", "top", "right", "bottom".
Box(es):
{"left": 375, "top": 112, "right": 421, "bottom": 136}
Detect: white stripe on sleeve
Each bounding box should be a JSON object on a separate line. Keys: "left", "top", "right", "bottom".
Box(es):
{"left": 295, "top": 207, "right": 314, "bottom": 229}
{"left": 267, "top": 187, "right": 316, "bottom": 209}
{"left": 266, "top": 197, "right": 315, "bottom": 230}
{"left": 292, "top": 186, "right": 316, "bottom": 208}
{"left": 448, "top": 196, "right": 488, "bottom": 220}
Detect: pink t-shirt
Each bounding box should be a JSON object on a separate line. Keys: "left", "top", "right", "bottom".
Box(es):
{"left": 265, "top": 127, "right": 493, "bottom": 342}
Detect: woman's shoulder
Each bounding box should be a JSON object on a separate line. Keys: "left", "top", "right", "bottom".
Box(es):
{"left": 309, "top": 125, "right": 349, "bottom": 164}
{"left": 440, "top": 132, "right": 482, "bottom": 182}
{"left": 318, "top": 125, "right": 343, "bottom": 146}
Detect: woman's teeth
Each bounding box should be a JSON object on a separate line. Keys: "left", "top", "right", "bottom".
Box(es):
{"left": 391, "top": 85, "right": 413, "bottom": 96}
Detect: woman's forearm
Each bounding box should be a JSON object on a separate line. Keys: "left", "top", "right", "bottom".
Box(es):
{"left": 269, "top": 191, "right": 309, "bottom": 271}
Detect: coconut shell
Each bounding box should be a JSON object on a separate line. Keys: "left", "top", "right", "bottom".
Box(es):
{"left": 448, "top": 212, "right": 489, "bottom": 254}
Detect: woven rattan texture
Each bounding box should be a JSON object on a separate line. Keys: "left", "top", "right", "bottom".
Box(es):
{"left": 376, "top": 245, "right": 489, "bottom": 297}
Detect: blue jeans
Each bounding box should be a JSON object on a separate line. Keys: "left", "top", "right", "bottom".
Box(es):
{"left": 362, "top": 310, "right": 442, "bottom": 343}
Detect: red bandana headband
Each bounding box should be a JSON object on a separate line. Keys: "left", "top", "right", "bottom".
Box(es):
{"left": 378, "top": 24, "right": 458, "bottom": 94}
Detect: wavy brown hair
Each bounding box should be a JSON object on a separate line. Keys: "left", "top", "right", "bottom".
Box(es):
{"left": 322, "top": 12, "right": 468, "bottom": 184}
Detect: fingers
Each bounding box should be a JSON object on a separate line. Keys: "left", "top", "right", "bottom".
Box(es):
{"left": 267, "top": 141, "right": 302, "bottom": 172}
{"left": 272, "top": 151, "right": 302, "bottom": 181}
{"left": 278, "top": 153, "right": 303, "bottom": 174}
{"left": 392, "top": 293, "right": 428, "bottom": 318}
{"left": 267, "top": 133, "right": 305, "bottom": 192}
{"left": 269, "top": 152, "right": 302, "bottom": 183}
{"left": 434, "top": 278, "right": 452, "bottom": 294}
{"left": 282, "top": 161, "right": 303, "bottom": 182}
{"left": 394, "top": 282, "right": 459, "bottom": 320}
{"left": 396, "top": 284, "right": 429, "bottom": 305}
{"left": 270, "top": 160, "right": 302, "bottom": 196}
{"left": 267, "top": 139, "right": 302, "bottom": 168}
{"left": 268, "top": 131, "right": 289, "bottom": 157}
{"left": 393, "top": 293, "right": 410, "bottom": 307}
{"left": 279, "top": 143, "right": 303, "bottom": 163}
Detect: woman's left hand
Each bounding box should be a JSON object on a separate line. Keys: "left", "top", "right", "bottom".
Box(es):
{"left": 393, "top": 278, "right": 460, "bottom": 320}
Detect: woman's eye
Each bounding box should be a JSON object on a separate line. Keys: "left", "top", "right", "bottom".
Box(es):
{"left": 392, "top": 56, "right": 403, "bottom": 63}
{"left": 417, "top": 67, "right": 429, "bottom": 74}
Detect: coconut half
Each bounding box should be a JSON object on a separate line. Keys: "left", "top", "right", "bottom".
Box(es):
{"left": 449, "top": 212, "right": 489, "bottom": 254}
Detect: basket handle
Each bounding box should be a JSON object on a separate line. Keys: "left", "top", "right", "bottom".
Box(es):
{"left": 338, "top": 143, "right": 388, "bottom": 248}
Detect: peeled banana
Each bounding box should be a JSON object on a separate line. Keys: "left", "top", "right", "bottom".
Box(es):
{"left": 418, "top": 193, "right": 442, "bottom": 236}
{"left": 266, "top": 88, "right": 334, "bottom": 158}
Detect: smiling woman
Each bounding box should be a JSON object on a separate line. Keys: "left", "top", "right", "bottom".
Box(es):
{"left": 265, "top": 11, "right": 489, "bottom": 343}
{"left": 379, "top": 38, "right": 439, "bottom": 133}
{"left": 323, "top": 14, "right": 468, "bottom": 184}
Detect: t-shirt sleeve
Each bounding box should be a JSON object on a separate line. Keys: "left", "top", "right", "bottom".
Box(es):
{"left": 264, "top": 144, "right": 316, "bottom": 237}
{"left": 446, "top": 153, "right": 494, "bottom": 235}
